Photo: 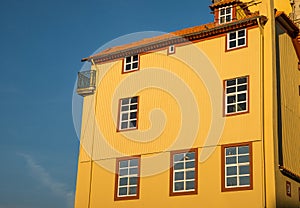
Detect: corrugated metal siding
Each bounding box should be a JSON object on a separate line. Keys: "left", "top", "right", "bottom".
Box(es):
{"left": 278, "top": 32, "right": 300, "bottom": 175}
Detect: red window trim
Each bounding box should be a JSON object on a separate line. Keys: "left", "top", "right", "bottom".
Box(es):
{"left": 223, "top": 75, "right": 250, "bottom": 117}
{"left": 169, "top": 148, "right": 198, "bottom": 196}
{"left": 114, "top": 155, "right": 141, "bottom": 201}
{"left": 122, "top": 55, "right": 140, "bottom": 74}
{"left": 221, "top": 142, "right": 253, "bottom": 192}
{"left": 116, "top": 96, "right": 139, "bottom": 132}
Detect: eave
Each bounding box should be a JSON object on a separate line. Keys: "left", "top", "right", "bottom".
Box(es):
{"left": 275, "top": 11, "right": 299, "bottom": 38}
{"left": 82, "top": 15, "right": 267, "bottom": 64}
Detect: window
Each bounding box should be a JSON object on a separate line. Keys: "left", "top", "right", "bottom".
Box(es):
{"left": 170, "top": 149, "right": 198, "bottom": 196}
{"left": 118, "top": 96, "right": 138, "bottom": 131}
{"left": 225, "top": 76, "right": 249, "bottom": 115}
{"left": 115, "top": 156, "right": 140, "bottom": 200}
{"left": 123, "top": 55, "right": 139, "bottom": 73}
{"left": 221, "top": 142, "right": 253, "bottom": 192}
{"left": 168, "top": 45, "right": 175, "bottom": 54}
{"left": 286, "top": 181, "right": 291, "bottom": 197}
{"left": 219, "top": 6, "right": 232, "bottom": 24}
{"left": 227, "top": 29, "right": 246, "bottom": 50}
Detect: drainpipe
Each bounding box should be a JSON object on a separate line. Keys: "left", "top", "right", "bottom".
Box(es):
{"left": 257, "top": 17, "right": 266, "bottom": 208}
{"left": 87, "top": 58, "right": 97, "bottom": 208}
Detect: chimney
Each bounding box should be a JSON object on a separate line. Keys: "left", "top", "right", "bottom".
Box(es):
{"left": 212, "top": 0, "right": 222, "bottom": 3}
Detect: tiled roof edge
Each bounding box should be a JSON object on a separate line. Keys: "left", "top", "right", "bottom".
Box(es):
{"left": 82, "top": 15, "right": 267, "bottom": 63}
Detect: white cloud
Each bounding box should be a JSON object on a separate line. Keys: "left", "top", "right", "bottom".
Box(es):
{"left": 18, "top": 153, "right": 74, "bottom": 208}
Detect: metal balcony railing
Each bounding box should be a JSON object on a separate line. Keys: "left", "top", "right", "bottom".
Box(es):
{"left": 76, "top": 70, "right": 96, "bottom": 96}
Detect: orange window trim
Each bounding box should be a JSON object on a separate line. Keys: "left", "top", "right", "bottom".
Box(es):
{"left": 169, "top": 148, "right": 198, "bottom": 196}
{"left": 114, "top": 155, "right": 141, "bottom": 201}
{"left": 221, "top": 142, "right": 253, "bottom": 192}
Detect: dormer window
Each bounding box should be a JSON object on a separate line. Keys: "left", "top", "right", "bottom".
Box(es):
{"left": 219, "top": 6, "right": 232, "bottom": 24}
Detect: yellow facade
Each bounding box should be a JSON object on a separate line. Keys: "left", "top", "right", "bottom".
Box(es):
{"left": 75, "top": 0, "right": 300, "bottom": 207}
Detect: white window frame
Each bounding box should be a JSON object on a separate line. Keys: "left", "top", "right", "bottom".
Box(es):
{"left": 225, "top": 76, "right": 248, "bottom": 115}
{"left": 171, "top": 150, "right": 197, "bottom": 195}
{"left": 123, "top": 55, "right": 139, "bottom": 73}
{"left": 227, "top": 29, "right": 247, "bottom": 50}
{"left": 224, "top": 144, "right": 251, "bottom": 189}
{"left": 168, "top": 45, "right": 175, "bottom": 54}
{"left": 118, "top": 96, "right": 138, "bottom": 131}
{"left": 115, "top": 157, "right": 140, "bottom": 199}
{"left": 219, "top": 6, "right": 232, "bottom": 24}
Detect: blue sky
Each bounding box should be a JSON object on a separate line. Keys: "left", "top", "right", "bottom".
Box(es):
{"left": 0, "top": 0, "right": 212, "bottom": 207}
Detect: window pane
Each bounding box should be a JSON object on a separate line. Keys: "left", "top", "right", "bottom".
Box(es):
{"left": 239, "top": 165, "right": 250, "bottom": 174}
{"left": 121, "top": 122, "right": 128, "bottom": 129}
{"left": 133, "top": 55, "right": 138, "bottom": 61}
{"left": 226, "top": 87, "right": 236, "bottom": 93}
{"left": 120, "top": 177, "right": 128, "bottom": 186}
{"left": 227, "top": 166, "right": 237, "bottom": 176}
{"left": 175, "top": 172, "right": 184, "bottom": 180}
{"left": 119, "top": 187, "right": 127, "bottom": 196}
{"left": 130, "top": 112, "right": 137, "bottom": 119}
{"left": 174, "top": 182, "right": 184, "bottom": 191}
{"left": 130, "top": 105, "right": 137, "bottom": 110}
{"left": 186, "top": 181, "right": 195, "bottom": 190}
{"left": 129, "top": 177, "right": 138, "bottom": 185}
{"left": 237, "top": 85, "right": 247, "bottom": 91}
{"left": 220, "top": 17, "right": 225, "bottom": 23}
{"left": 129, "top": 187, "right": 137, "bottom": 195}
{"left": 238, "top": 146, "right": 249, "bottom": 154}
{"left": 131, "top": 97, "right": 138, "bottom": 103}
{"left": 186, "top": 171, "right": 195, "bottom": 179}
{"left": 129, "top": 121, "right": 137, "bottom": 128}
{"left": 121, "top": 106, "right": 129, "bottom": 111}
{"left": 122, "top": 99, "right": 130, "bottom": 105}
{"left": 119, "top": 169, "right": 128, "bottom": 176}
{"left": 227, "top": 95, "right": 236, "bottom": 104}
{"left": 239, "top": 176, "right": 250, "bottom": 186}
{"left": 120, "top": 160, "right": 128, "bottom": 168}
{"left": 174, "top": 162, "right": 184, "bottom": 170}
{"left": 125, "top": 64, "right": 131, "bottom": 71}
{"left": 226, "top": 7, "right": 231, "bottom": 14}
{"left": 238, "top": 30, "right": 245, "bottom": 37}
{"left": 237, "top": 103, "right": 246, "bottom": 111}
{"left": 226, "top": 147, "right": 236, "bottom": 156}
{"left": 238, "top": 94, "right": 246, "bottom": 102}
{"left": 186, "top": 161, "right": 195, "bottom": 169}
{"left": 226, "top": 156, "right": 237, "bottom": 164}
{"left": 129, "top": 167, "right": 138, "bottom": 175}
{"left": 238, "top": 77, "right": 247, "bottom": 84}
{"left": 229, "top": 41, "right": 236, "bottom": 48}
{"left": 226, "top": 79, "right": 236, "bottom": 86}
{"left": 227, "top": 177, "right": 237, "bottom": 186}
{"left": 174, "top": 153, "right": 184, "bottom": 162}
{"left": 229, "top": 32, "right": 236, "bottom": 40}
{"left": 126, "top": 57, "right": 131, "bottom": 63}
{"left": 186, "top": 152, "right": 195, "bottom": 160}
{"left": 132, "top": 62, "right": 138, "bottom": 69}
{"left": 227, "top": 105, "right": 236, "bottom": 113}
{"left": 122, "top": 113, "right": 128, "bottom": 121}
{"left": 226, "top": 15, "right": 231, "bottom": 22}
{"left": 220, "top": 8, "right": 225, "bottom": 15}
{"left": 238, "top": 38, "right": 245, "bottom": 46}
{"left": 130, "top": 159, "right": 138, "bottom": 167}
{"left": 238, "top": 155, "right": 249, "bottom": 163}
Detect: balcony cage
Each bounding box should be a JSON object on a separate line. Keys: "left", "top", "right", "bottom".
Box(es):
{"left": 76, "top": 70, "right": 96, "bottom": 96}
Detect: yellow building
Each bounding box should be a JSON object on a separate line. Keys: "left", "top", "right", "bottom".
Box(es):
{"left": 75, "top": 0, "right": 300, "bottom": 207}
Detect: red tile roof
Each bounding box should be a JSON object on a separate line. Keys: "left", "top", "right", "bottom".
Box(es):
{"left": 210, "top": 0, "right": 242, "bottom": 9}
{"left": 83, "top": 13, "right": 265, "bottom": 63}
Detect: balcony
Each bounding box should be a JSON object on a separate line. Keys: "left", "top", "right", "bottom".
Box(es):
{"left": 76, "top": 70, "right": 96, "bottom": 96}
